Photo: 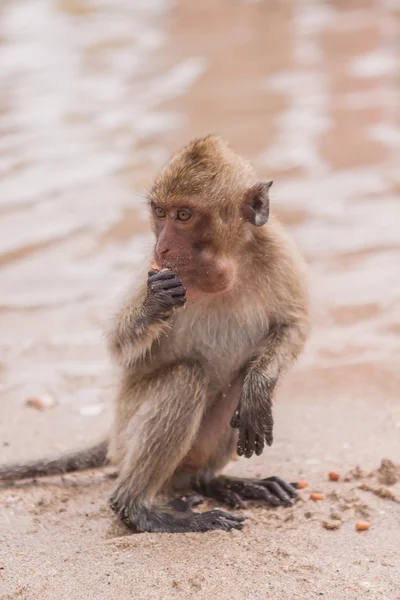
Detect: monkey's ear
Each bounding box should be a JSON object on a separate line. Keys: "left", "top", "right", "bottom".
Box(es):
{"left": 243, "top": 181, "right": 273, "bottom": 227}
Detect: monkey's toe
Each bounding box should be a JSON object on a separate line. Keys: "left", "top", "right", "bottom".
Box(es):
{"left": 192, "top": 510, "right": 245, "bottom": 532}
{"left": 227, "top": 480, "right": 281, "bottom": 506}
{"left": 196, "top": 479, "right": 245, "bottom": 509}
{"left": 197, "top": 477, "right": 280, "bottom": 508}
{"left": 197, "top": 475, "right": 297, "bottom": 509}
{"left": 258, "top": 476, "right": 297, "bottom": 506}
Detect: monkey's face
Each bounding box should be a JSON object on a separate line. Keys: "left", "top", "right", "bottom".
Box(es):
{"left": 148, "top": 134, "right": 273, "bottom": 296}
{"left": 151, "top": 201, "right": 237, "bottom": 295}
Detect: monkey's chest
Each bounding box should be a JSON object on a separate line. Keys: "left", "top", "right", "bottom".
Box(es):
{"left": 161, "top": 309, "right": 267, "bottom": 385}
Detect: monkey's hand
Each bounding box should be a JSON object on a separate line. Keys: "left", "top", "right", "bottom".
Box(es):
{"left": 230, "top": 374, "right": 276, "bottom": 458}
{"left": 146, "top": 269, "right": 186, "bottom": 320}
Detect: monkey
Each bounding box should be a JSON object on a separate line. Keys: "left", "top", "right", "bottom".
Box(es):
{"left": 0, "top": 136, "right": 309, "bottom": 534}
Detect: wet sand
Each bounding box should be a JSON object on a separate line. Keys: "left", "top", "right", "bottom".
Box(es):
{"left": 0, "top": 1, "right": 399, "bottom": 598}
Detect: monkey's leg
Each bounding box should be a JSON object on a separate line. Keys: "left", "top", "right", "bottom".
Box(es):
{"left": 178, "top": 376, "right": 297, "bottom": 510}
{"left": 110, "top": 362, "right": 244, "bottom": 533}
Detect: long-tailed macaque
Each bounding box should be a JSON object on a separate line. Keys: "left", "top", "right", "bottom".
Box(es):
{"left": 0, "top": 136, "right": 309, "bottom": 533}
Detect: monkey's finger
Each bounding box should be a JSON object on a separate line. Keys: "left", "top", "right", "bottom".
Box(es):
{"left": 263, "top": 402, "right": 274, "bottom": 447}
{"left": 263, "top": 418, "right": 273, "bottom": 446}
{"left": 171, "top": 295, "right": 186, "bottom": 309}
{"left": 237, "top": 428, "right": 246, "bottom": 456}
{"left": 148, "top": 269, "right": 159, "bottom": 277}
{"left": 255, "top": 434, "right": 264, "bottom": 456}
{"left": 263, "top": 476, "right": 297, "bottom": 499}
{"left": 244, "top": 429, "right": 255, "bottom": 458}
{"left": 170, "top": 286, "right": 186, "bottom": 297}
{"left": 150, "top": 278, "right": 183, "bottom": 291}
{"left": 149, "top": 270, "right": 179, "bottom": 284}
{"left": 264, "top": 432, "right": 273, "bottom": 447}
{"left": 259, "top": 480, "right": 293, "bottom": 506}
{"left": 230, "top": 406, "right": 241, "bottom": 428}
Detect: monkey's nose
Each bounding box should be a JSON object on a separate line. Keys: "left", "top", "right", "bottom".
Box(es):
{"left": 157, "top": 246, "right": 170, "bottom": 260}
{"left": 154, "top": 244, "right": 171, "bottom": 267}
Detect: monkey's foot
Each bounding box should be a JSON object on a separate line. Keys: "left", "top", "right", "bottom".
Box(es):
{"left": 197, "top": 475, "right": 297, "bottom": 509}
{"left": 110, "top": 495, "right": 245, "bottom": 533}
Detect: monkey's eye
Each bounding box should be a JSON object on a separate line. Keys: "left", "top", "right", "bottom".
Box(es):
{"left": 176, "top": 209, "right": 192, "bottom": 222}
{"left": 154, "top": 207, "right": 166, "bottom": 219}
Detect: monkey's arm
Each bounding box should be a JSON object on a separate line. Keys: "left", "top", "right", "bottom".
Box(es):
{"left": 108, "top": 269, "right": 186, "bottom": 368}
{"left": 231, "top": 319, "right": 308, "bottom": 458}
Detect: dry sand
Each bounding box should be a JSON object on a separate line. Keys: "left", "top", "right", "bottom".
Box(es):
{"left": 1, "top": 0, "right": 400, "bottom": 598}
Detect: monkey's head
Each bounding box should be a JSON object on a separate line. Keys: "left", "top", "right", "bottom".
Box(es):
{"left": 149, "top": 136, "right": 273, "bottom": 295}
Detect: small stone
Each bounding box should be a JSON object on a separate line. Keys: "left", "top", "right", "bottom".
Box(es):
{"left": 344, "top": 466, "right": 366, "bottom": 482}
{"left": 26, "top": 394, "right": 57, "bottom": 410}
{"left": 376, "top": 459, "right": 399, "bottom": 486}
{"left": 297, "top": 480, "right": 309, "bottom": 489}
{"left": 310, "top": 493, "right": 325, "bottom": 501}
{"left": 5, "top": 496, "right": 19, "bottom": 505}
{"left": 322, "top": 520, "right": 341, "bottom": 530}
{"left": 330, "top": 511, "right": 342, "bottom": 521}
{"left": 355, "top": 521, "right": 370, "bottom": 531}
{"left": 328, "top": 471, "right": 340, "bottom": 481}
{"left": 79, "top": 404, "right": 104, "bottom": 416}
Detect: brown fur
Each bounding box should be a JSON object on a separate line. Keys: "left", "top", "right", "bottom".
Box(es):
{"left": 107, "top": 136, "right": 309, "bottom": 531}
{"left": 0, "top": 136, "right": 309, "bottom": 534}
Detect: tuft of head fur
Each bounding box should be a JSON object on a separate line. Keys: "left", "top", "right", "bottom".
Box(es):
{"left": 149, "top": 136, "right": 256, "bottom": 211}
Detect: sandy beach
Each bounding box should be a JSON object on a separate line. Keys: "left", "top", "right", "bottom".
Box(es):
{"left": 0, "top": 1, "right": 399, "bottom": 598}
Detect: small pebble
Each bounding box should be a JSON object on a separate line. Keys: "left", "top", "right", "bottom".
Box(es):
{"left": 330, "top": 511, "right": 342, "bottom": 521}
{"left": 5, "top": 496, "right": 19, "bottom": 505}
{"left": 26, "top": 394, "right": 57, "bottom": 410}
{"left": 355, "top": 521, "right": 370, "bottom": 532}
{"left": 297, "top": 480, "right": 309, "bottom": 489}
{"left": 310, "top": 493, "right": 325, "bottom": 501}
{"left": 328, "top": 471, "right": 340, "bottom": 481}
{"left": 322, "top": 520, "right": 341, "bottom": 530}
{"left": 79, "top": 404, "right": 104, "bottom": 416}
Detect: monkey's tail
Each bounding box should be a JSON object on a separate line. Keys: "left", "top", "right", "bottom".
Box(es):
{"left": 0, "top": 440, "right": 109, "bottom": 482}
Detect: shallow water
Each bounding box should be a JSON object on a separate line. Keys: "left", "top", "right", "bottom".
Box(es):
{"left": 0, "top": 0, "right": 399, "bottom": 439}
